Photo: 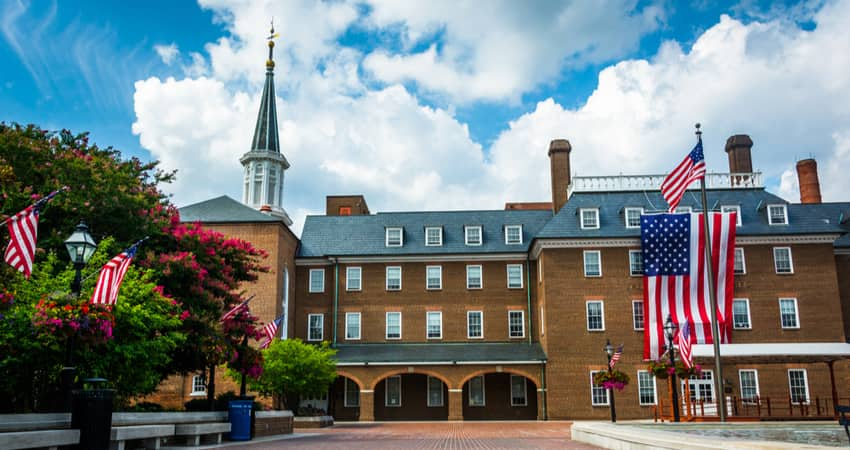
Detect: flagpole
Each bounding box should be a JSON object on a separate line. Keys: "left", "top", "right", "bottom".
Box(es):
{"left": 695, "top": 123, "right": 726, "bottom": 422}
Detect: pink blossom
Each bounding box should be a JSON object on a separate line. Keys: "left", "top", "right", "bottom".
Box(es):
{"left": 179, "top": 310, "right": 190, "bottom": 320}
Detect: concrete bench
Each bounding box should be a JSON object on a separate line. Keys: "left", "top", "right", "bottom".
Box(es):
{"left": 173, "top": 422, "right": 230, "bottom": 446}
{"left": 0, "top": 429, "right": 80, "bottom": 450}
{"left": 110, "top": 424, "right": 174, "bottom": 450}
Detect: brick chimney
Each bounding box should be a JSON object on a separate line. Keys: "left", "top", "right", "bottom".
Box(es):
{"left": 548, "top": 139, "right": 571, "bottom": 214}
{"left": 796, "top": 158, "right": 822, "bottom": 204}
{"left": 725, "top": 135, "right": 754, "bottom": 173}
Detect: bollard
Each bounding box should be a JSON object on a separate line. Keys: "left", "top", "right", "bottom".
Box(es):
{"left": 71, "top": 378, "right": 114, "bottom": 450}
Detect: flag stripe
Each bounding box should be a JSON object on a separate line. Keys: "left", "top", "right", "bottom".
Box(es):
{"left": 4, "top": 206, "right": 39, "bottom": 278}
{"left": 90, "top": 245, "right": 138, "bottom": 305}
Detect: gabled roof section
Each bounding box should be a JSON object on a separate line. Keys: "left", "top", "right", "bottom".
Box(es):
{"left": 179, "top": 195, "right": 283, "bottom": 223}
{"left": 537, "top": 189, "right": 847, "bottom": 239}
{"left": 298, "top": 209, "right": 552, "bottom": 257}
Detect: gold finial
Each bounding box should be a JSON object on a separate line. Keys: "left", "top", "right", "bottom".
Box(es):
{"left": 266, "top": 18, "right": 279, "bottom": 69}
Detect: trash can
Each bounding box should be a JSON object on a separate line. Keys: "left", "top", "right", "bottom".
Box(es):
{"left": 228, "top": 399, "right": 253, "bottom": 441}
{"left": 71, "top": 378, "right": 114, "bottom": 450}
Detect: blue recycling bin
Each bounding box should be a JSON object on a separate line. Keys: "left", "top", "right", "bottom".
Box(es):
{"left": 228, "top": 400, "right": 253, "bottom": 441}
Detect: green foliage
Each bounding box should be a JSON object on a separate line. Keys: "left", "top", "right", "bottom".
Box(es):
{"left": 244, "top": 339, "right": 337, "bottom": 410}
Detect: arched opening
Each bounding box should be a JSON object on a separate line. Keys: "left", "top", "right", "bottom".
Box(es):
{"left": 462, "top": 373, "right": 538, "bottom": 420}
{"left": 373, "top": 374, "right": 448, "bottom": 421}
{"left": 329, "top": 375, "right": 362, "bottom": 421}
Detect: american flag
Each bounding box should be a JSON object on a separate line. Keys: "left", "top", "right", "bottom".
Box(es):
{"left": 220, "top": 295, "right": 255, "bottom": 322}
{"left": 259, "top": 316, "right": 284, "bottom": 349}
{"left": 90, "top": 241, "right": 142, "bottom": 305}
{"left": 609, "top": 345, "right": 623, "bottom": 369}
{"left": 660, "top": 141, "right": 706, "bottom": 212}
{"left": 3, "top": 188, "right": 66, "bottom": 278}
{"left": 677, "top": 321, "right": 694, "bottom": 368}
{"left": 641, "top": 212, "right": 737, "bottom": 360}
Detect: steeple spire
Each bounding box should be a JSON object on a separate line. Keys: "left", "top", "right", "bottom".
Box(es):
{"left": 240, "top": 20, "right": 292, "bottom": 226}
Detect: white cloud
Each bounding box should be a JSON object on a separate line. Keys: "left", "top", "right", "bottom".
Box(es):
{"left": 154, "top": 43, "right": 179, "bottom": 65}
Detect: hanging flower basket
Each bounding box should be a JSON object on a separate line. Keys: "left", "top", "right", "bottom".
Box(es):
{"left": 593, "top": 369, "right": 630, "bottom": 391}
{"left": 32, "top": 297, "right": 114, "bottom": 345}
{"left": 648, "top": 360, "right": 671, "bottom": 379}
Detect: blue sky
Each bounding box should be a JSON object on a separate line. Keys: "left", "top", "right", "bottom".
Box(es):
{"left": 2, "top": 0, "right": 849, "bottom": 232}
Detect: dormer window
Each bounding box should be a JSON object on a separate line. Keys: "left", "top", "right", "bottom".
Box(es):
{"left": 465, "top": 226, "right": 482, "bottom": 246}
{"left": 580, "top": 208, "right": 599, "bottom": 230}
{"left": 505, "top": 225, "right": 523, "bottom": 245}
{"left": 721, "top": 205, "right": 742, "bottom": 226}
{"left": 386, "top": 227, "right": 403, "bottom": 247}
{"left": 674, "top": 206, "right": 692, "bottom": 214}
{"left": 768, "top": 204, "right": 788, "bottom": 225}
{"left": 624, "top": 207, "right": 643, "bottom": 229}
{"left": 425, "top": 227, "right": 442, "bottom": 246}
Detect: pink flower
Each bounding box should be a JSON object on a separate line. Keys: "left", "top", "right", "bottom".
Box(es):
{"left": 180, "top": 310, "right": 190, "bottom": 320}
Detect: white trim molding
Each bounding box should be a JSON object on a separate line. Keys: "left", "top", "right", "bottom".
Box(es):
{"left": 336, "top": 360, "right": 546, "bottom": 367}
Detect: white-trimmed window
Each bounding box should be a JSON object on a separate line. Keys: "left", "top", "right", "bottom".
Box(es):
{"left": 308, "top": 314, "right": 323, "bottom": 341}
{"left": 625, "top": 207, "right": 643, "bottom": 229}
{"left": 425, "top": 226, "right": 442, "bottom": 246}
{"left": 510, "top": 375, "right": 528, "bottom": 406}
{"left": 426, "top": 311, "right": 442, "bottom": 339}
{"left": 779, "top": 298, "right": 799, "bottom": 329}
{"left": 427, "top": 376, "right": 444, "bottom": 407}
{"left": 580, "top": 208, "right": 600, "bottom": 229}
{"left": 191, "top": 374, "right": 206, "bottom": 396}
{"left": 346, "top": 267, "right": 361, "bottom": 291}
{"left": 734, "top": 248, "right": 746, "bottom": 275}
{"left": 687, "top": 370, "right": 714, "bottom": 403}
{"left": 632, "top": 300, "right": 644, "bottom": 330}
{"left": 540, "top": 305, "right": 545, "bottom": 336}
{"left": 426, "top": 265, "right": 442, "bottom": 290}
{"left": 721, "top": 205, "right": 742, "bottom": 226}
{"left": 739, "top": 370, "right": 759, "bottom": 403}
{"left": 628, "top": 250, "right": 643, "bottom": 276}
{"left": 386, "top": 266, "right": 402, "bottom": 290}
{"left": 637, "top": 371, "right": 656, "bottom": 405}
{"left": 505, "top": 225, "right": 523, "bottom": 244}
{"left": 584, "top": 250, "right": 602, "bottom": 277}
{"left": 788, "top": 369, "right": 809, "bottom": 404}
{"left": 773, "top": 247, "right": 793, "bottom": 274}
{"left": 508, "top": 310, "right": 525, "bottom": 338}
{"left": 507, "top": 264, "right": 523, "bottom": 289}
{"left": 386, "top": 312, "right": 401, "bottom": 339}
{"left": 587, "top": 300, "right": 604, "bottom": 331}
{"left": 344, "top": 378, "right": 360, "bottom": 407}
{"left": 345, "top": 312, "right": 361, "bottom": 340}
{"left": 675, "top": 206, "right": 692, "bottom": 214}
{"left": 309, "top": 269, "right": 325, "bottom": 293}
{"left": 465, "top": 225, "right": 482, "bottom": 246}
{"left": 732, "top": 299, "right": 751, "bottom": 329}
{"left": 385, "top": 227, "right": 403, "bottom": 247}
{"left": 385, "top": 376, "right": 402, "bottom": 407}
{"left": 468, "top": 375, "right": 485, "bottom": 406}
{"left": 590, "top": 371, "right": 609, "bottom": 406}
{"left": 466, "top": 265, "right": 483, "bottom": 289}
{"left": 467, "top": 311, "right": 483, "bottom": 339}
{"left": 768, "top": 204, "right": 788, "bottom": 225}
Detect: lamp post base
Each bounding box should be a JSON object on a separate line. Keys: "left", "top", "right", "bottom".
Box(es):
{"left": 60, "top": 366, "right": 77, "bottom": 412}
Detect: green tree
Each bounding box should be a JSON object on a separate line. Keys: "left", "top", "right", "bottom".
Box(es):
{"left": 246, "top": 339, "right": 337, "bottom": 410}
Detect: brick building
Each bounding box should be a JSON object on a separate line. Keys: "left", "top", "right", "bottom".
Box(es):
{"left": 153, "top": 35, "right": 850, "bottom": 420}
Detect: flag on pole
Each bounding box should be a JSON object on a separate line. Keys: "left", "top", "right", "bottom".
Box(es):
{"left": 259, "top": 316, "right": 284, "bottom": 349}
{"left": 90, "top": 239, "right": 144, "bottom": 305}
{"left": 221, "top": 295, "right": 255, "bottom": 322}
{"left": 660, "top": 141, "right": 706, "bottom": 212}
{"left": 677, "top": 321, "right": 694, "bottom": 369}
{"left": 3, "top": 188, "right": 67, "bottom": 278}
{"left": 609, "top": 345, "right": 623, "bottom": 369}
{"left": 641, "top": 211, "right": 737, "bottom": 360}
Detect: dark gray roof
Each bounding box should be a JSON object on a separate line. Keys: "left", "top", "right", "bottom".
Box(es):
{"left": 333, "top": 342, "right": 547, "bottom": 364}
{"left": 537, "top": 189, "right": 848, "bottom": 239}
{"left": 179, "top": 195, "right": 282, "bottom": 223}
{"left": 298, "top": 210, "right": 552, "bottom": 257}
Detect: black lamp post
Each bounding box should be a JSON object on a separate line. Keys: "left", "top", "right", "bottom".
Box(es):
{"left": 604, "top": 339, "right": 617, "bottom": 423}
{"left": 663, "top": 315, "right": 681, "bottom": 422}
{"left": 61, "top": 220, "right": 97, "bottom": 411}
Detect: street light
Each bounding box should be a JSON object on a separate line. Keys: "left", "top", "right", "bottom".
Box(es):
{"left": 663, "top": 315, "right": 681, "bottom": 422}
{"left": 604, "top": 339, "right": 617, "bottom": 423}
{"left": 60, "top": 220, "right": 97, "bottom": 411}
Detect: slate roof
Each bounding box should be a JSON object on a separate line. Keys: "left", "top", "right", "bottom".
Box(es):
{"left": 537, "top": 189, "right": 848, "bottom": 239}
{"left": 298, "top": 210, "right": 552, "bottom": 257}
{"left": 179, "top": 195, "right": 283, "bottom": 223}
{"left": 333, "top": 343, "right": 547, "bottom": 364}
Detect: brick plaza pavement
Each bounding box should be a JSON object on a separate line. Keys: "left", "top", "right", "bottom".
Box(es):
{"left": 216, "top": 421, "right": 599, "bottom": 449}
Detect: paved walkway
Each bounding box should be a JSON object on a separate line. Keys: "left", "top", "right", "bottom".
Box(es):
{"left": 216, "top": 422, "right": 599, "bottom": 449}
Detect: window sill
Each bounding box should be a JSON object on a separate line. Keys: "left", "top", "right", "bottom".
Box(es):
{"left": 189, "top": 392, "right": 207, "bottom": 397}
